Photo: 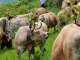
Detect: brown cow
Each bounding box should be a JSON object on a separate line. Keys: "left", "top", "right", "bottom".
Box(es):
{"left": 0, "top": 17, "right": 8, "bottom": 32}
{"left": 35, "top": 7, "right": 48, "bottom": 15}
{"left": 51, "top": 24, "right": 80, "bottom": 60}
{"left": 0, "top": 27, "right": 12, "bottom": 50}
{"left": 38, "top": 12, "right": 57, "bottom": 31}
{"left": 14, "top": 22, "right": 50, "bottom": 60}
{"left": 61, "top": 0, "right": 71, "bottom": 10}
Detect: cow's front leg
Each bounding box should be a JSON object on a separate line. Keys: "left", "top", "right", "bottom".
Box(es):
{"left": 40, "top": 44, "right": 46, "bottom": 56}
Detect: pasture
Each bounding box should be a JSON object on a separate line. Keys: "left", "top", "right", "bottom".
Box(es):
{"left": 0, "top": 28, "right": 59, "bottom": 60}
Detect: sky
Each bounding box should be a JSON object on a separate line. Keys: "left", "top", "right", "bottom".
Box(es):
{"left": 0, "top": 0, "right": 18, "bottom": 4}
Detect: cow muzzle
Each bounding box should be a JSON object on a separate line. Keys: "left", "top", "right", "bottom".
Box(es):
{"left": 44, "top": 32, "right": 50, "bottom": 39}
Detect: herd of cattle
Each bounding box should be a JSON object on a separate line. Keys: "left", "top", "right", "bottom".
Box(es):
{"left": 0, "top": 0, "right": 80, "bottom": 60}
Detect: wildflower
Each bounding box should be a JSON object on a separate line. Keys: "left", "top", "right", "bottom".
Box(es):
{"left": 73, "top": 0, "right": 78, "bottom": 5}
{"left": 73, "top": 5, "right": 78, "bottom": 8}
{"left": 67, "top": 14, "right": 71, "bottom": 17}
{"left": 67, "top": 1, "right": 71, "bottom": 6}
{"left": 76, "top": 11, "right": 79, "bottom": 15}
{"left": 62, "top": 14, "right": 66, "bottom": 17}
{"left": 34, "top": 7, "right": 37, "bottom": 10}
{"left": 72, "top": 9, "right": 76, "bottom": 13}
{"left": 31, "top": 25, "right": 34, "bottom": 29}
{"left": 71, "top": 14, "right": 74, "bottom": 17}
{"left": 72, "top": 9, "right": 75, "bottom": 13}
{"left": 33, "top": 16, "right": 37, "bottom": 21}
{"left": 29, "top": 18, "right": 31, "bottom": 22}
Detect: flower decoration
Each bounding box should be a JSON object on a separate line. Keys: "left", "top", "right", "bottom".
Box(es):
{"left": 27, "top": 7, "right": 38, "bottom": 29}
{"left": 73, "top": 0, "right": 78, "bottom": 5}
{"left": 67, "top": 1, "right": 71, "bottom": 6}
{"left": 59, "top": 0, "right": 80, "bottom": 24}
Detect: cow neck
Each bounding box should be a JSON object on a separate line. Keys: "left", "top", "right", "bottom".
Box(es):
{"left": 27, "top": 35, "right": 35, "bottom": 55}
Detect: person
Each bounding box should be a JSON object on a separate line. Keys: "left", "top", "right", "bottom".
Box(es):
{"left": 40, "top": 0, "right": 45, "bottom": 7}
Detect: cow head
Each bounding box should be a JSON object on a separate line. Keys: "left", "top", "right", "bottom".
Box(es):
{"left": 29, "top": 22, "right": 50, "bottom": 41}
{"left": 31, "top": 30, "right": 50, "bottom": 40}
{"left": 76, "top": 18, "right": 80, "bottom": 26}
{"left": 38, "top": 15, "right": 45, "bottom": 22}
{"left": 1, "top": 34, "right": 12, "bottom": 49}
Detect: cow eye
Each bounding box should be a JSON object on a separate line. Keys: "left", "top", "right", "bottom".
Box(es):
{"left": 36, "top": 31, "right": 40, "bottom": 34}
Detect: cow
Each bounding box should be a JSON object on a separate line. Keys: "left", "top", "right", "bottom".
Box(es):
{"left": 6, "top": 16, "right": 28, "bottom": 38}
{"left": 0, "top": 27, "right": 12, "bottom": 50}
{"left": 0, "top": 17, "right": 8, "bottom": 33}
{"left": 38, "top": 12, "right": 57, "bottom": 31}
{"left": 14, "top": 22, "right": 50, "bottom": 60}
{"left": 16, "top": 13, "right": 33, "bottom": 18}
{"left": 57, "top": 6, "right": 70, "bottom": 31}
{"left": 61, "top": 0, "right": 71, "bottom": 10}
{"left": 51, "top": 24, "right": 80, "bottom": 60}
{"left": 35, "top": 7, "right": 48, "bottom": 15}
{"left": 16, "top": 7, "right": 48, "bottom": 19}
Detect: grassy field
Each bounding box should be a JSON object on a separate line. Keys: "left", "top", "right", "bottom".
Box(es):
{"left": 0, "top": 28, "right": 59, "bottom": 60}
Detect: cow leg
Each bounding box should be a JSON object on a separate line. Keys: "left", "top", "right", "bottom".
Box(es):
{"left": 17, "top": 50, "right": 21, "bottom": 60}
{"left": 28, "top": 51, "right": 34, "bottom": 60}
{"left": 39, "top": 42, "right": 46, "bottom": 56}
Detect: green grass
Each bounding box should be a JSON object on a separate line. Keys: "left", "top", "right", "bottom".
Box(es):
{"left": 0, "top": 28, "right": 59, "bottom": 60}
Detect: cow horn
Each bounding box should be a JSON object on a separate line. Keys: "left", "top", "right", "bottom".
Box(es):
{"left": 34, "top": 22, "right": 42, "bottom": 30}
{"left": 30, "top": 22, "right": 42, "bottom": 32}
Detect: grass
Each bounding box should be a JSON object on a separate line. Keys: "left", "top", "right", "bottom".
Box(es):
{"left": 0, "top": 28, "right": 59, "bottom": 60}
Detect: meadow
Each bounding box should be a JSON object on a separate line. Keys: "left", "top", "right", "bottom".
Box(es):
{"left": 0, "top": 0, "right": 60, "bottom": 60}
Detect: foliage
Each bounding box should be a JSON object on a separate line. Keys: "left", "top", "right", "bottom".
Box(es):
{"left": 0, "top": 0, "right": 40, "bottom": 18}
{"left": 45, "top": 0, "right": 63, "bottom": 7}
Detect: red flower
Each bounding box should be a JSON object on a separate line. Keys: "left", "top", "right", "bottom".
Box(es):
{"left": 72, "top": 9, "right": 75, "bottom": 13}
{"left": 67, "top": 14, "right": 71, "bottom": 17}
{"left": 73, "top": 0, "right": 78, "bottom": 5}
{"left": 67, "top": 1, "right": 71, "bottom": 6}
{"left": 33, "top": 16, "right": 37, "bottom": 21}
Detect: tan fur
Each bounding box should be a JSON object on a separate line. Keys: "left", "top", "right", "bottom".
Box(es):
{"left": 61, "top": 0, "right": 71, "bottom": 10}
{"left": 51, "top": 24, "right": 80, "bottom": 60}
{"left": 0, "top": 27, "right": 7, "bottom": 50}
{"left": 16, "top": 13, "right": 33, "bottom": 18}
{"left": 0, "top": 17, "right": 8, "bottom": 31}
{"left": 36, "top": 7, "right": 49, "bottom": 15}
{"left": 38, "top": 12, "right": 57, "bottom": 30}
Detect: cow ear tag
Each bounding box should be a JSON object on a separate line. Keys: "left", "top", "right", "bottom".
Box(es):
{"left": 27, "top": 30, "right": 32, "bottom": 36}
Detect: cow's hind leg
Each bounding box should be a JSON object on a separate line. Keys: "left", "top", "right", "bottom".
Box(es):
{"left": 17, "top": 49, "right": 21, "bottom": 60}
